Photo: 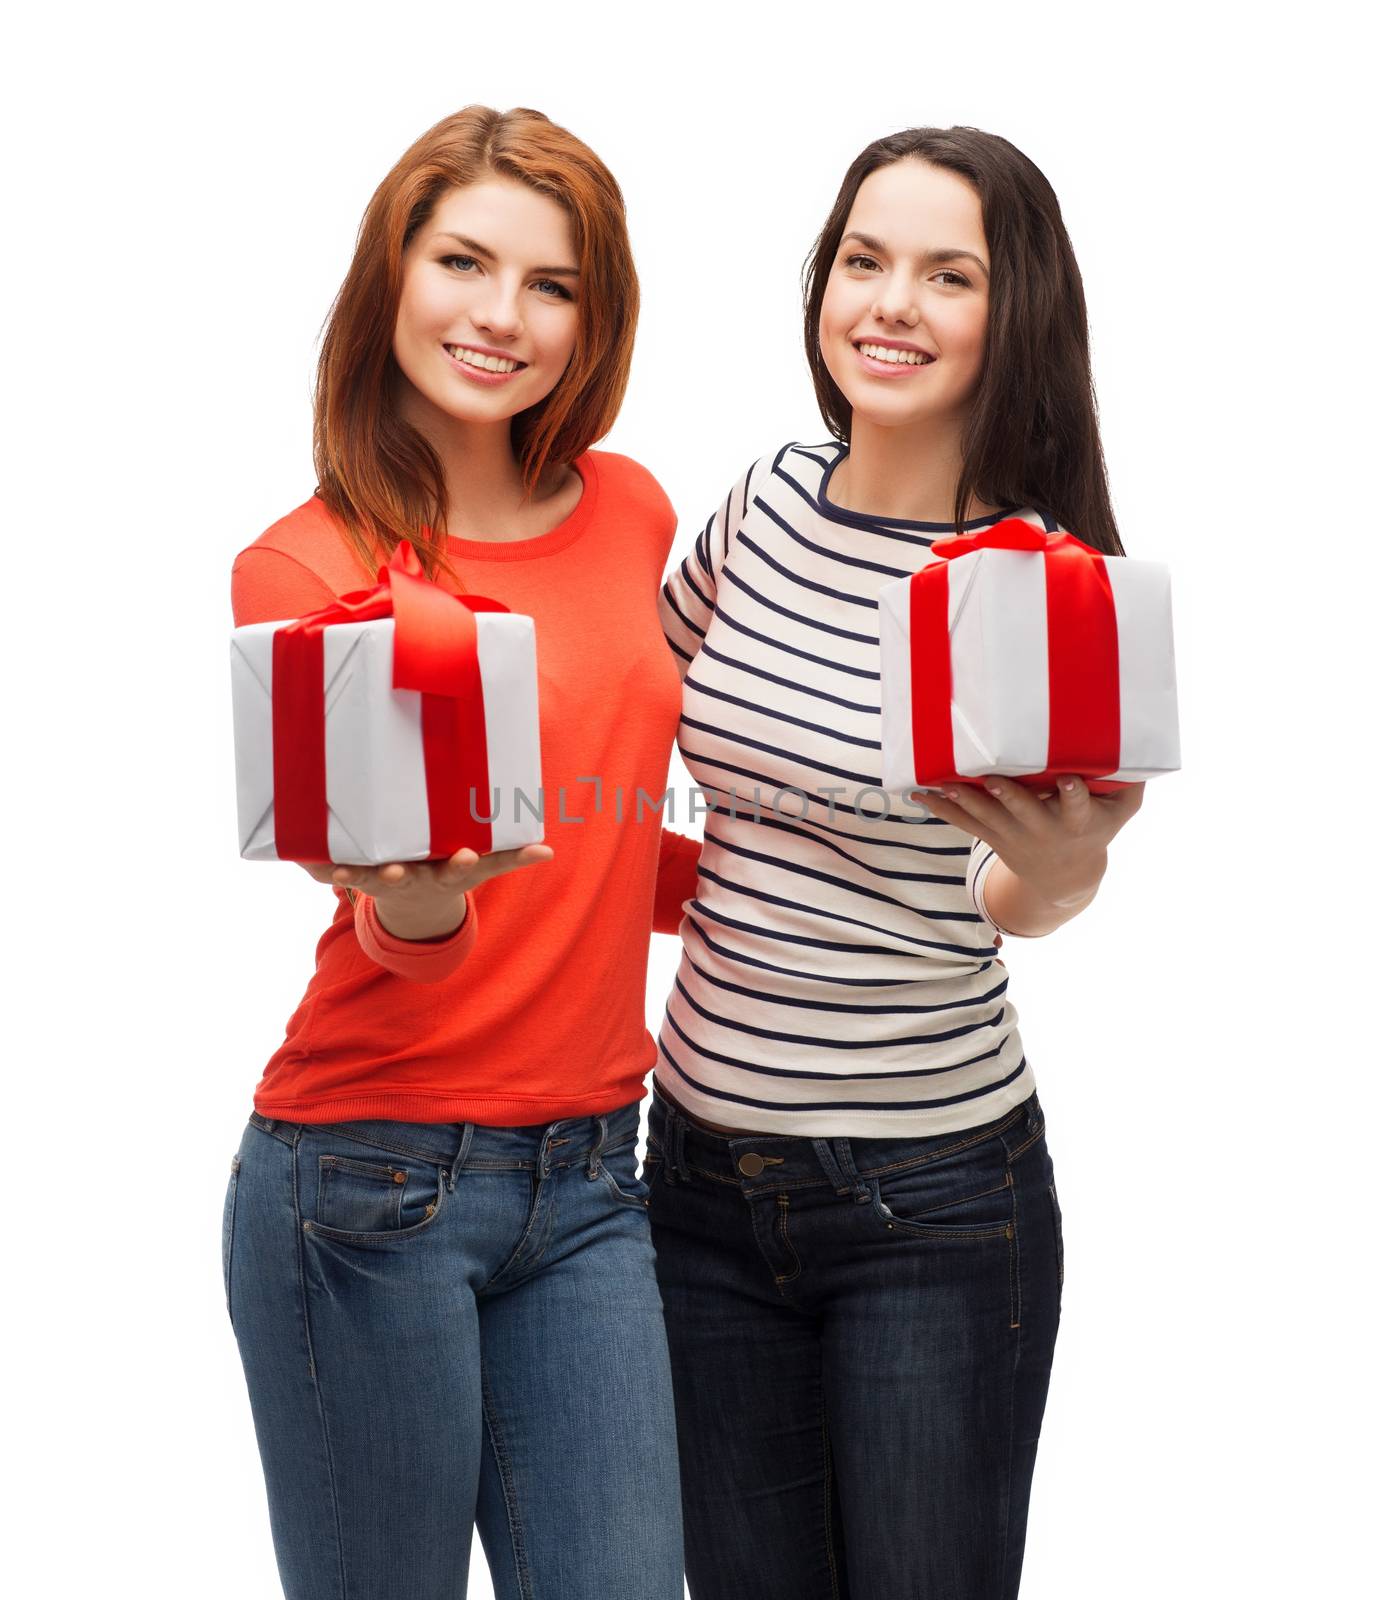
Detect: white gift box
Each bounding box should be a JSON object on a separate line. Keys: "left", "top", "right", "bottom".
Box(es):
{"left": 878, "top": 546, "right": 1180, "bottom": 790}
{"left": 231, "top": 613, "right": 545, "bottom": 863}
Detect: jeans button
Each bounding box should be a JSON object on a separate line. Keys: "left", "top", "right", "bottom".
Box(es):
{"left": 737, "top": 1152, "right": 766, "bottom": 1177}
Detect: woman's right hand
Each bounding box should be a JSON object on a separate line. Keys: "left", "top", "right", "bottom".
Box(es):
{"left": 299, "top": 843, "right": 554, "bottom": 940}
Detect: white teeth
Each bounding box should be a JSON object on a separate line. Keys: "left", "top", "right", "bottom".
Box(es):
{"left": 857, "top": 342, "right": 931, "bottom": 366}
{"left": 447, "top": 345, "right": 521, "bottom": 373}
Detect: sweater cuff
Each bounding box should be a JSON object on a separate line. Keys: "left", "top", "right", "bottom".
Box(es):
{"left": 354, "top": 891, "right": 478, "bottom": 982}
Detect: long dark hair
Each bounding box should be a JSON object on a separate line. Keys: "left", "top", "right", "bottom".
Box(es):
{"left": 802, "top": 126, "right": 1123, "bottom": 555}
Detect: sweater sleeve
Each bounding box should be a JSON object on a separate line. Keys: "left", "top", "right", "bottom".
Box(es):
{"left": 658, "top": 453, "right": 777, "bottom": 679}
{"left": 352, "top": 889, "right": 480, "bottom": 982}
{"left": 653, "top": 829, "right": 701, "bottom": 935}
{"left": 231, "top": 542, "right": 483, "bottom": 980}
{"left": 230, "top": 545, "right": 338, "bottom": 627}
{"left": 967, "top": 837, "right": 1005, "bottom": 941}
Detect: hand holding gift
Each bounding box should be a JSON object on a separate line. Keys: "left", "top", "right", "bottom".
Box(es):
{"left": 915, "top": 772, "right": 1144, "bottom": 927}
{"left": 231, "top": 539, "right": 545, "bottom": 866}
{"left": 300, "top": 841, "right": 554, "bottom": 941}
{"left": 878, "top": 518, "right": 1180, "bottom": 796}
{"left": 878, "top": 516, "right": 1177, "bottom": 935}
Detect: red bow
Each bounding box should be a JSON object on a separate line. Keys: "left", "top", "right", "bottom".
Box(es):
{"left": 907, "top": 518, "right": 1122, "bottom": 789}
{"left": 271, "top": 540, "right": 508, "bottom": 861}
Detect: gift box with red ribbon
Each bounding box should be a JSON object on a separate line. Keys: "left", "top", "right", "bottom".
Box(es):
{"left": 877, "top": 518, "right": 1180, "bottom": 795}
{"left": 231, "top": 540, "right": 544, "bottom": 863}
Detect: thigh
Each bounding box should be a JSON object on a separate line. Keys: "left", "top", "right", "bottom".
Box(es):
{"left": 647, "top": 1164, "right": 843, "bottom": 1600}
{"left": 822, "top": 1112, "right": 1063, "bottom": 1600}
{"left": 471, "top": 1138, "right": 684, "bottom": 1600}
{"left": 226, "top": 1117, "right": 483, "bottom": 1600}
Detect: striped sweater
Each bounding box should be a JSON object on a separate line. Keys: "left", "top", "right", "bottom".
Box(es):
{"left": 655, "top": 439, "right": 1058, "bottom": 1137}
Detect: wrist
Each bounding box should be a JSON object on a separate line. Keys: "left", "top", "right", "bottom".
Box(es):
{"left": 1046, "top": 854, "right": 1107, "bottom": 910}
{"left": 373, "top": 893, "right": 469, "bottom": 943}
{"left": 986, "top": 861, "right": 1100, "bottom": 938}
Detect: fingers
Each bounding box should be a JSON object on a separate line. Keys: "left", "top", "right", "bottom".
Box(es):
{"left": 477, "top": 843, "right": 554, "bottom": 880}
{"left": 1054, "top": 775, "right": 1094, "bottom": 832}
{"left": 918, "top": 776, "right": 1044, "bottom": 836}
{"left": 435, "top": 842, "right": 554, "bottom": 888}
{"left": 1094, "top": 780, "right": 1146, "bottom": 832}
{"left": 307, "top": 843, "right": 556, "bottom": 895}
{"left": 434, "top": 848, "right": 481, "bottom": 888}
{"left": 979, "top": 775, "right": 1054, "bottom": 834}
{"left": 326, "top": 860, "right": 410, "bottom": 895}
{"left": 913, "top": 788, "right": 1005, "bottom": 852}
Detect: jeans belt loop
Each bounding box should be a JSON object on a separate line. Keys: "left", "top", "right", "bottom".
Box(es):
{"left": 834, "top": 1136, "right": 871, "bottom": 1204}
{"left": 811, "top": 1137, "right": 849, "bottom": 1195}
{"left": 447, "top": 1123, "right": 475, "bottom": 1193}
{"left": 586, "top": 1114, "right": 608, "bottom": 1180}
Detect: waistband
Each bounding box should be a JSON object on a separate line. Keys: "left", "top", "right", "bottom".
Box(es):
{"left": 647, "top": 1079, "right": 1043, "bottom": 1198}
{"left": 248, "top": 1098, "right": 642, "bottom": 1193}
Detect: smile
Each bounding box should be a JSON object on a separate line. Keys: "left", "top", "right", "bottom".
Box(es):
{"left": 444, "top": 343, "right": 526, "bottom": 376}
{"left": 853, "top": 340, "right": 935, "bottom": 369}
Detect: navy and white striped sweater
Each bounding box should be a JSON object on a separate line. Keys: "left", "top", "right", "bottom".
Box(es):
{"left": 655, "top": 439, "right": 1058, "bottom": 1136}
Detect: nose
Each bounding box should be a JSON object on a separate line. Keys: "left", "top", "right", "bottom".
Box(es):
{"left": 471, "top": 277, "right": 524, "bottom": 340}
{"left": 871, "top": 269, "right": 920, "bottom": 329}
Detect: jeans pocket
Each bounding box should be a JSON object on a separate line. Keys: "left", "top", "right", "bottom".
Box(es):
{"left": 300, "top": 1135, "right": 447, "bottom": 1246}
{"left": 597, "top": 1142, "right": 652, "bottom": 1211}
{"left": 221, "top": 1154, "right": 240, "bottom": 1326}
{"left": 867, "top": 1136, "right": 1014, "bottom": 1238}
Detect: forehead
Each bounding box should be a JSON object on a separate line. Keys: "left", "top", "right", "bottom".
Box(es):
{"left": 422, "top": 178, "right": 576, "bottom": 255}
{"left": 843, "top": 160, "right": 986, "bottom": 256}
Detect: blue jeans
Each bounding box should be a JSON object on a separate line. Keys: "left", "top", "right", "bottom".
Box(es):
{"left": 644, "top": 1081, "right": 1063, "bottom": 1600}
{"left": 221, "top": 1099, "right": 684, "bottom": 1599}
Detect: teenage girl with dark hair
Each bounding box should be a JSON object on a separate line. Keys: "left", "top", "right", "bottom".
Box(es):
{"left": 222, "top": 105, "right": 694, "bottom": 1599}
{"left": 651, "top": 126, "right": 1146, "bottom": 1599}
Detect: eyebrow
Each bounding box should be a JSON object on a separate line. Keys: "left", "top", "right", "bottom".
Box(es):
{"left": 432, "top": 232, "right": 580, "bottom": 278}
{"left": 841, "top": 232, "right": 989, "bottom": 278}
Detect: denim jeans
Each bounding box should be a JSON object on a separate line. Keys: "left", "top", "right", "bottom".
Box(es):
{"left": 644, "top": 1081, "right": 1063, "bottom": 1600}
{"left": 221, "top": 1099, "right": 684, "bottom": 1599}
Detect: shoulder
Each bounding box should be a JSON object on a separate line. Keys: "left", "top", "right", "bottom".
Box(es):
{"left": 719, "top": 439, "right": 826, "bottom": 525}
{"left": 1003, "top": 505, "right": 1062, "bottom": 533}
{"left": 230, "top": 493, "right": 374, "bottom": 627}
{"left": 586, "top": 448, "right": 672, "bottom": 515}
{"left": 584, "top": 449, "right": 682, "bottom": 556}
{"left": 743, "top": 439, "right": 830, "bottom": 501}
{"left": 234, "top": 492, "right": 349, "bottom": 571}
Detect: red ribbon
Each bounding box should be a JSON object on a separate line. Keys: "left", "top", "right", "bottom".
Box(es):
{"left": 907, "top": 518, "right": 1122, "bottom": 791}
{"left": 271, "top": 539, "right": 508, "bottom": 861}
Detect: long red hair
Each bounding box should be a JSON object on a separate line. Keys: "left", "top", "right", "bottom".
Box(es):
{"left": 312, "top": 105, "right": 639, "bottom": 580}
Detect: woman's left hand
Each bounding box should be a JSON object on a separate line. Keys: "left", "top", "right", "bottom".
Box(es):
{"left": 913, "top": 776, "right": 1145, "bottom": 909}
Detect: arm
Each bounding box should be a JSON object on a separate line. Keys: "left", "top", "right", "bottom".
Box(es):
{"left": 350, "top": 886, "right": 479, "bottom": 981}
{"left": 232, "top": 543, "right": 480, "bottom": 979}
{"left": 925, "top": 776, "right": 1145, "bottom": 938}
{"left": 653, "top": 829, "right": 702, "bottom": 935}
{"left": 658, "top": 454, "right": 776, "bottom": 679}
{"left": 971, "top": 840, "right": 1099, "bottom": 939}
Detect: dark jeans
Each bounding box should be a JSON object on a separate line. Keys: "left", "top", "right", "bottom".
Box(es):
{"left": 644, "top": 1080, "right": 1063, "bottom": 1600}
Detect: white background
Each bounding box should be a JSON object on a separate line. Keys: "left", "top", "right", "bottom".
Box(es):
{"left": 8, "top": 1, "right": 1385, "bottom": 1595}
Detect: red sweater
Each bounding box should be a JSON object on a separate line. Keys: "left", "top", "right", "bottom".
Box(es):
{"left": 231, "top": 449, "right": 701, "bottom": 1124}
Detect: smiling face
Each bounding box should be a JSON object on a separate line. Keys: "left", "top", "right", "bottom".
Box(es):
{"left": 818, "top": 158, "right": 991, "bottom": 434}
{"left": 392, "top": 178, "right": 581, "bottom": 433}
